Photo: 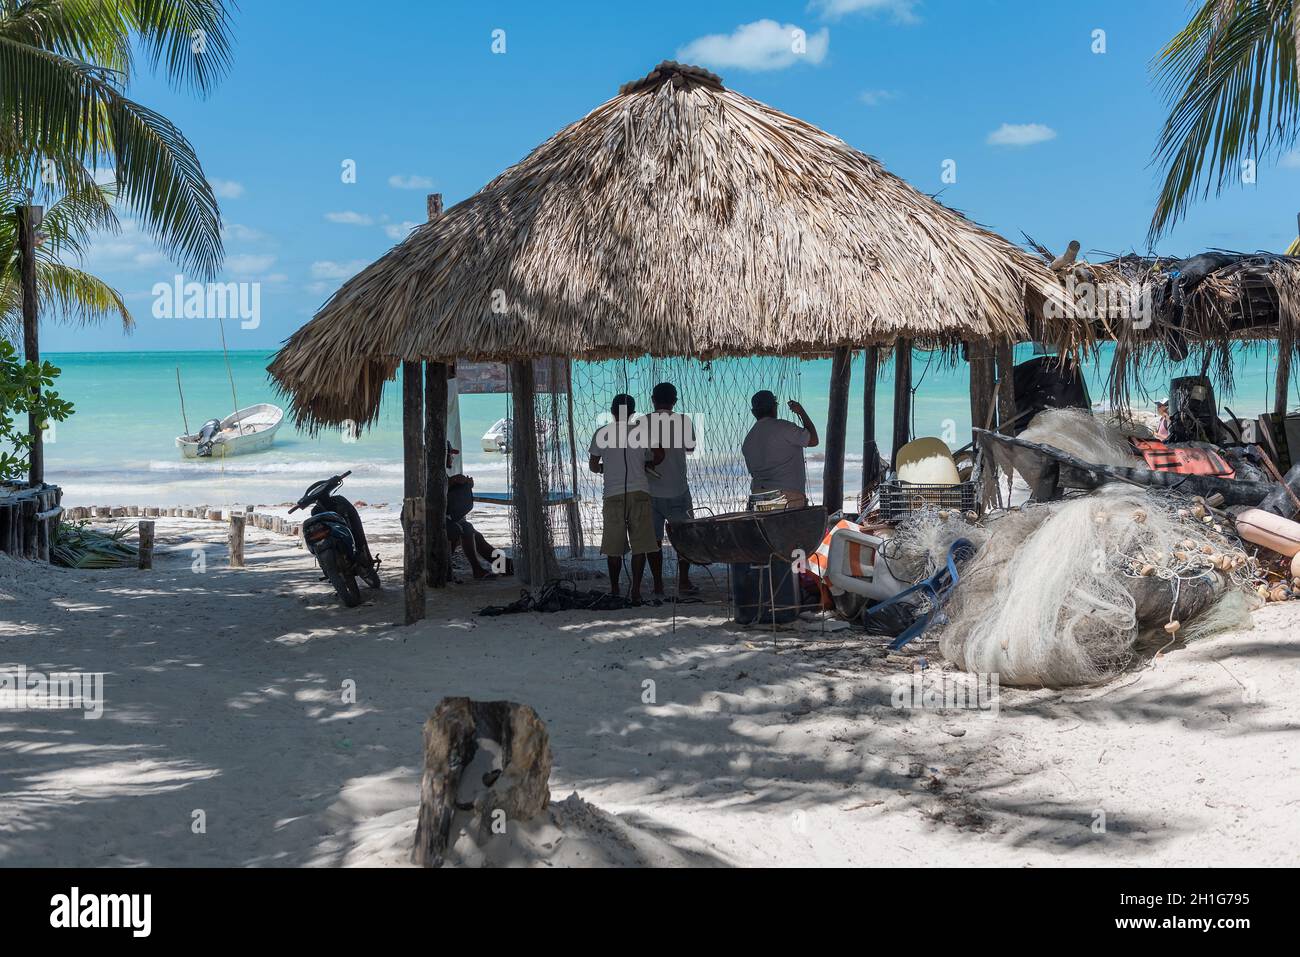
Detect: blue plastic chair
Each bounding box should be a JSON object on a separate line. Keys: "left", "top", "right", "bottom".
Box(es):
{"left": 862, "top": 537, "right": 976, "bottom": 650}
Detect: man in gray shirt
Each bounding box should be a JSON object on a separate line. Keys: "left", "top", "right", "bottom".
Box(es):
{"left": 741, "top": 390, "right": 819, "bottom": 508}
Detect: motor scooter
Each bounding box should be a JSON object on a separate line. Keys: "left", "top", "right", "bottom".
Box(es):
{"left": 289, "top": 471, "right": 380, "bottom": 607}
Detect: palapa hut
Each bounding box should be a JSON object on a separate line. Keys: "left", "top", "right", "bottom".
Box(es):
{"left": 1044, "top": 249, "right": 1300, "bottom": 422}
{"left": 268, "top": 61, "right": 1075, "bottom": 617}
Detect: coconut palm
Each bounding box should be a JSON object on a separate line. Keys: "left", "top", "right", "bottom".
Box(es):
{"left": 0, "top": 0, "right": 235, "bottom": 279}
{"left": 1150, "top": 0, "right": 1299, "bottom": 241}
{"left": 0, "top": 173, "right": 131, "bottom": 339}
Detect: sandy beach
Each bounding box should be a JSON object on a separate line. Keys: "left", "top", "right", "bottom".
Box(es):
{"left": 3, "top": 508, "right": 1296, "bottom": 867}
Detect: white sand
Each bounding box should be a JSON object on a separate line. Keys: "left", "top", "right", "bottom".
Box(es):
{"left": 2, "top": 509, "right": 1298, "bottom": 867}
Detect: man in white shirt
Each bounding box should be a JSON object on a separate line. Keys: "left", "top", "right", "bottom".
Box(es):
{"left": 741, "top": 390, "right": 818, "bottom": 509}
{"left": 589, "top": 393, "right": 663, "bottom": 601}
{"left": 644, "top": 382, "right": 698, "bottom": 595}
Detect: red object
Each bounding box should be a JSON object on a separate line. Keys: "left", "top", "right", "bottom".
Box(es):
{"left": 1129, "top": 438, "right": 1235, "bottom": 479}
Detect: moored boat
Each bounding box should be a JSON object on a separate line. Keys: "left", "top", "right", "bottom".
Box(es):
{"left": 176, "top": 403, "right": 284, "bottom": 459}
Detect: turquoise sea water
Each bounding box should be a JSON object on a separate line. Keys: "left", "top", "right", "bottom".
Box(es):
{"left": 31, "top": 345, "right": 1298, "bottom": 508}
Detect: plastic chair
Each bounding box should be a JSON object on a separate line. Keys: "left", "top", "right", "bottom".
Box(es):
{"left": 861, "top": 537, "right": 975, "bottom": 650}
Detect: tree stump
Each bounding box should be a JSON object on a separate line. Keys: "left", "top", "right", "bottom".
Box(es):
{"left": 412, "top": 698, "right": 552, "bottom": 868}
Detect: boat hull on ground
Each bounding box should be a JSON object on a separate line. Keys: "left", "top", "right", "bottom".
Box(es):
{"left": 974, "top": 428, "right": 1277, "bottom": 506}
{"left": 668, "top": 505, "right": 827, "bottom": 565}
{"left": 176, "top": 403, "right": 284, "bottom": 459}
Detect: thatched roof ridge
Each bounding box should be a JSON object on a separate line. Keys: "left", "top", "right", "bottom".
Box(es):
{"left": 270, "top": 61, "right": 1073, "bottom": 429}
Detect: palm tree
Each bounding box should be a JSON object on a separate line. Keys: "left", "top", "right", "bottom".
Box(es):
{"left": 0, "top": 173, "right": 131, "bottom": 339}
{"left": 1150, "top": 0, "right": 1299, "bottom": 242}
{"left": 0, "top": 0, "right": 235, "bottom": 279}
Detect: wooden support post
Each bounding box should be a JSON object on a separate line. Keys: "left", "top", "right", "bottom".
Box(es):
{"left": 891, "top": 339, "right": 912, "bottom": 467}
{"left": 860, "top": 345, "right": 880, "bottom": 501}
{"left": 563, "top": 359, "right": 584, "bottom": 558}
{"left": 402, "top": 497, "right": 426, "bottom": 625}
{"left": 228, "top": 513, "right": 245, "bottom": 568}
{"left": 509, "top": 361, "right": 558, "bottom": 585}
{"left": 18, "top": 205, "right": 43, "bottom": 487}
{"left": 424, "top": 360, "right": 450, "bottom": 587}
{"left": 995, "top": 340, "right": 1017, "bottom": 434}
{"left": 823, "top": 346, "right": 852, "bottom": 513}
{"left": 968, "top": 340, "right": 997, "bottom": 437}
{"left": 138, "top": 520, "right": 154, "bottom": 570}
{"left": 403, "top": 360, "right": 425, "bottom": 603}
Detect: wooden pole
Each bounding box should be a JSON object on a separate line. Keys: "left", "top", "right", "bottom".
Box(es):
{"left": 563, "top": 359, "right": 584, "bottom": 558}
{"left": 422, "top": 193, "right": 450, "bottom": 588}
{"left": 138, "top": 520, "right": 154, "bottom": 570}
{"left": 18, "top": 205, "right": 43, "bottom": 487}
{"left": 967, "top": 340, "right": 996, "bottom": 441}
{"left": 402, "top": 360, "right": 425, "bottom": 612}
{"left": 823, "top": 346, "right": 852, "bottom": 513}
{"left": 228, "top": 513, "right": 245, "bottom": 568}
{"left": 424, "top": 360, "right": 450, "bottom": 586}
{"left": 891, "top": 339, "right": 912, "bottom": 467}
{"left": 860, "top": 345, "right": 879, "bottom": 498}
{"left": 1276, "top": 335, "right": 1293, "bottom": 420}
{"left": 995, "top": 340, "right": 1017, "bottom": 433}
{"left": 402, "top": 497, "right": 426, "bottom": 625}
{"left": 509, "top": 361, "right": 558, "bottom": 585}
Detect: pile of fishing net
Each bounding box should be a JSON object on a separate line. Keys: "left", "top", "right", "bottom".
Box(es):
{"left": 939, "top": 485, "right": 1260, "bottom": 687}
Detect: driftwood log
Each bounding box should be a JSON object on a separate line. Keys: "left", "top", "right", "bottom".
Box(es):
{"left": 412, "top": 698, "right": 552, "bottom": 868}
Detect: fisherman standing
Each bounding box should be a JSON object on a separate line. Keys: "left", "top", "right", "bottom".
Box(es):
{"left": 645, "top": 382, "right": 698, "bottom": 595}
{"left": 741, "top": 390, "right": 818, "bottom": 508}
{"left": 589, "top": 393, "right": 664, "bottom": 601}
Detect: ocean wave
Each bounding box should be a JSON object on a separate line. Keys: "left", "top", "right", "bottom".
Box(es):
{"left": 146, "top": 458, "right": 406, "bottom": 476}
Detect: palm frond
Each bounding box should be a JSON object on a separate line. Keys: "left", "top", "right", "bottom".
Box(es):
{"left": 1150, "top": 0, "right": 1300, "bottom": 240}
{"left": 0, "top": 33, "right": 223, "bottom": 276}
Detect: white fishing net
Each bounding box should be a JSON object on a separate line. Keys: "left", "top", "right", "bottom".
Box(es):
{"left": 939, "top": 485, "right": 1262, "bottom": 687}
{"left": 1016, "top": 407, "right": 1152, "bottom": 467}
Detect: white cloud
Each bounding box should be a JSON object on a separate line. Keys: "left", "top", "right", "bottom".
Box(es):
{"left": 325, "top": 211, "right": 375, "bottom": 226}
{"left": 677, "top": 20, "right": 829, "bottom": 71}
{"left": 388, "top": 174, "right": 434, "bottom": 190}
{"left": 310, "top": 259, "right": 368, "bottom": 280}
{"left": 225, "top": 253, "right": 277, "bottom": 276}
{"left": 1279, "top": 150, "right": 1300, "bottom": 169}
{"left": 986, "top": 122, "right": 1057, "bottom": 147}
{"left": 209, "top": 178, "right": 245, "bottom": 199}
{"left": 811, "top": 0, "right": 920, "bottom": 22}
{"left": 859, "top": 89, "right": 897, "bottom": 106}
{"left": 222, "top": 223, "right": 265, "bottom": 243}
{"left": 385, "top": 220, "right": 420, "bottom": 240}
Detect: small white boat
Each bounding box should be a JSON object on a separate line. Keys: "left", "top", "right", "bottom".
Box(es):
{"left": 482, "top": 417, "right": 511, "bottom": 453}
{"left": 177, "top": 403, "right": 284, "bottom": 459}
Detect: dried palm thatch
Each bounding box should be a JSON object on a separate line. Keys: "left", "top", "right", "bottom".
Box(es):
{"left": 269, "top": 61, "right": 1074, "bottom": 431}
{"left": 1052, "top": 249, "right": 1300, "bottom": 407}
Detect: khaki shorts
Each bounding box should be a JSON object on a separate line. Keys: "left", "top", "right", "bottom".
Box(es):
{"left": 601, "top": 491, "right": 657, "bottom": 556}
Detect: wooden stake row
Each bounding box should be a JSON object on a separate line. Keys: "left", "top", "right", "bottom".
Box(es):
{"left": 64, "top": 504, "right": 302, "bottom": 537}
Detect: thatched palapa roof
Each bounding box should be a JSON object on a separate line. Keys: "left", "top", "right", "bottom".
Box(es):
{"left": 270, "top": 61, "right": 1073, "bottom": 430}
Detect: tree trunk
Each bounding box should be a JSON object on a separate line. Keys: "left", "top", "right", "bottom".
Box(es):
{"left": 412, "top": 697, "right": 552, "bottom": 868}
{"left": 18, "top": 205, "right": 43, "bottom": 487}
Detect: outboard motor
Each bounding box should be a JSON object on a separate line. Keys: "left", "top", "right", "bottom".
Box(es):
{"left": 195, "top": 418, "right": 224, "bottom": 456}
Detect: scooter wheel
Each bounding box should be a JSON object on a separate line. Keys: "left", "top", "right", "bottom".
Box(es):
{"left": 320, "top": 549, "right": 362, "bottom": 607}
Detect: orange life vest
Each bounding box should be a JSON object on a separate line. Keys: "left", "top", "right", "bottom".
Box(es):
{"left": 1128, "top": 438, "right": 1235, "bottom": 479}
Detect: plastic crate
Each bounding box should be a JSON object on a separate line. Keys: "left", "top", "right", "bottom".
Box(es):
{"left": 878, "top": 479, "right": 978, "bottom": 524}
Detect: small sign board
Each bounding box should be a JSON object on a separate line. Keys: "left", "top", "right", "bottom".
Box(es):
{"left": 454, "top": 359, "right": 568, "bottom": 394}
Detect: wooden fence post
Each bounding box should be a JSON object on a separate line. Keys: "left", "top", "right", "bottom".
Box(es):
{"left": 138, "top": 520, "right": 155, "bottom": 570}
{"left": 229, "top": 513, "right": 245, "bottom": 568}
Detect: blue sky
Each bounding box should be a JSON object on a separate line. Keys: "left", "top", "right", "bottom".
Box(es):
{"left": 43, "top": 0, "right": 1300, "bottom": 352}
